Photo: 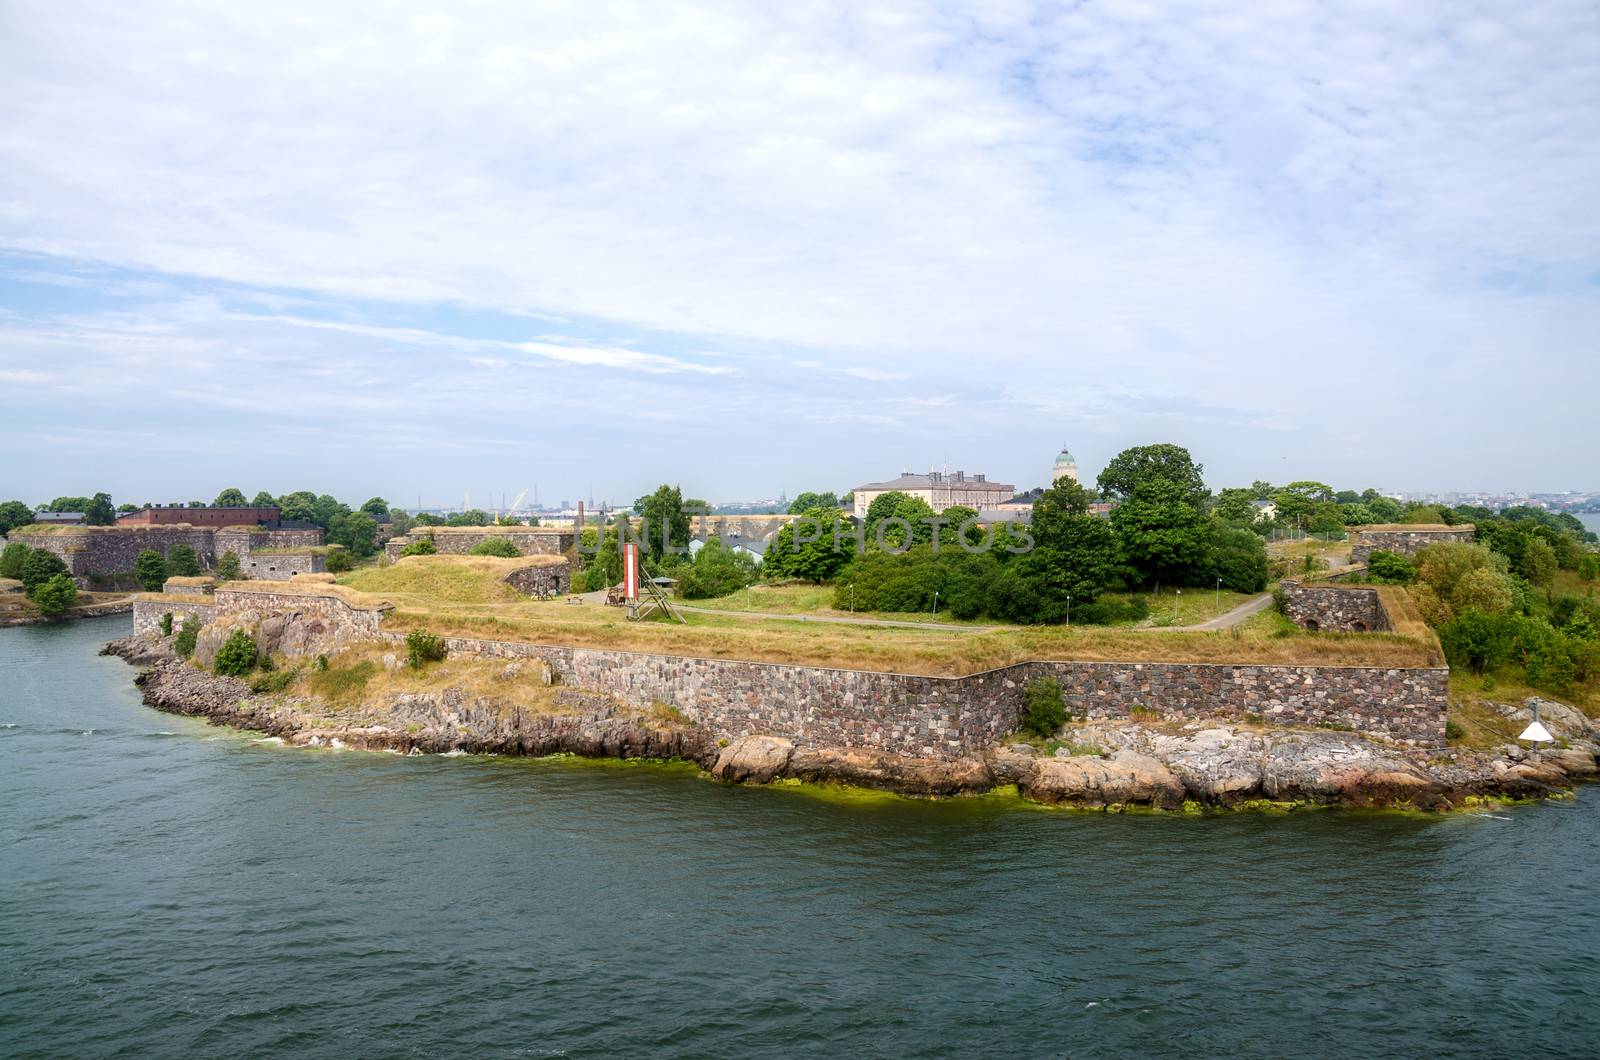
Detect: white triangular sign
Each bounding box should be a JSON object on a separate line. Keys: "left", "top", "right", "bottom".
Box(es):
{"left": 1519, "top": 720, "right": 1554, "bottom": 743}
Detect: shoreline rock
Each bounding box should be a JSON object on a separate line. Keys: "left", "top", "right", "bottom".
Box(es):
{"left": 103, "top": 633, "right": 1598, "bottom": 812}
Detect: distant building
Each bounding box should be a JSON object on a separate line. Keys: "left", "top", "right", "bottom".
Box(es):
{"left": 33, "top": 511, "right": 85, "bottom": 525}
{"left": 1253, "top": 499, "right": 1278, "bottom": 523}
{"left": 851, "top": 470, "right": 1015, "bottom": 518}
{"left": 118, "top": 505, "right": 284, "bottom": 528}
{"left": 1050, "top": 445, "right": 1080, "bottom": 487}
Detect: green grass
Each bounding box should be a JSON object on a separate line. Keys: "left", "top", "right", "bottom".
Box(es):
{"left": 307, "top": 658, "right": 378, "bottom": 706}
{"left": 337, "top": 555, "right": 527, "bottom": 604}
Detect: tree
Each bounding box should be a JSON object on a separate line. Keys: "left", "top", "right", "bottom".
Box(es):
{"left": 677, "top": 538, "right": 758, "bottom": 599}
{"left": 446, "top": 509, "right": 490, "bottom": 527}
{"left": 763, "top": 506, "right": 854, "bottom": 583}
{"left": 1271, "top": 481, "right": 1335, "bottom": 523}
{"left": 1212, "top": 488, "right": 1258, "bottom": 525}
{"left": 788, "top": 491, "right": 839, "bottom": 515}
{"left": 0, "top": 542, "right": 32, "bottom": 580}
{"left": 1210, "top": 524, "right": 1269, "bottom": 592}
{"left": 874, "top": 494, "right": 936, "bottom": 550}
{"left": 251, "top": 491, "right": 276, "bottom": 507}
{"left": 217, "top": 551, "right": 241, "bottom": 580}
{"left": 213, "top": 629, "right": 258, "bottom": 676}
{"left": 83, "top": 492, "right": 116, "bottom": 526}
{"left": 324, "top": 549, "right": 353, "bottom": 572}
{"left": 328, "top": 512, "right": 379, "bottom": 557}
{"left": 1098, "top": 445, "right": 1208, "bottom": 507}
{"left": 1516, "top": 538, "right": 1559, "bottom": 589}
{"left": 864, "top": 491, "right": 911, "bottom": 527}
{"left": 1580, "top": 554, "right": 1599, "bottom": 583}
{"left": 167, "top": 544, "right": 202, "bottom": 577}
{"left": 277, "top": 491, "right": 318, "bottom": 523}
{"left": 44, "top": 496, "right": 91, "bottom": 513}
{"left": 1097, "top": 444, "right": 1213, "bottom": 587}
{"left": 214, "top": 488, "right": 248, "bottom": 507}
{"left": 33, "top": 573, "right": 77, "bottom": 616}
{"left": 20, "top": 549, "right": 68, "bottom": 594}
{"left": 469, "top": 536, "right": 521, "bottom": 557}
{"left": 1452, "top": 568, "right": 1515, "bottom": 615}
{"left": 1366, "top": 550, "right": 1416, "bottom": 584}
{"left": 360, "top": 497, "right": 391, "bottom": 520}
{"left": 133, "top": 549, "right": 169, "bottom": 592}
{"left": 313, "top": 494, "right": 350, "bottom": 529}
{"left": 0, "top": 500, "right": 33, "bottom": 535}
{"left": 633, "top": 485, "right": 691, "bottom": 563}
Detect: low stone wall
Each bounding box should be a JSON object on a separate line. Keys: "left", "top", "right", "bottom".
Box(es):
{"left": 239, "top": 552, "right": 326, "bottom": 581}
{"left": 215, "top": 527, "right": 326, "bottom": 557}
{"left": 503, "top": 562, "right": 571, "bottom": 596}
{"left": 163, "top": 577, "right": 215, "bottom": 596}
{"left": 1351, "top": 525, "right": 1475, "bottom": 564}
{"left": 212, "top": 587, "right": 391, "bottom": 633}
{"left": 132, "top": 597, "right": 218, "bottom": 636}
{"left": 1279, "top": 581, "right": 1391, "bottom": 632}
{"left": 384, "top": 529, "right": 575, "bottom": 562}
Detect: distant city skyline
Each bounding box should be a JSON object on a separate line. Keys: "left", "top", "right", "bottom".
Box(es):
{"left": 2, "top": 4, "right": 1597, "bottom": 501}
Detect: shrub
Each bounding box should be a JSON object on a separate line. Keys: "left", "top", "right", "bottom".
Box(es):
{"left": 1071, "top": 598, "right": 1150, "bottom": 625}
{"left": 1444, "top": 719, "right": 1465, "bottom": 741}
{"left": 401, "top": 536, "right": 437, "bottom": 557}
{"left": 1452, "top": 568, "right": 1515, "bottom": 615}
{"left": 248, "top": 668, "right": 297, "bottom": 694}
{"left": 166, "top": 544, "right": 202, "bottom": 577}
{"left": 1437, "top": 609, "right": 1512, "bottom": 675}
{"left": 468, "top": 536, "right": 521, "bottom": 558}
{"left": 33, "top": 573, "right": 77, "bottom": 616}
{"left": 19, "top": 548, "right": 68, "bottom": 595}
{"left": 133, "top": 549, "right": 168, "bottom": 592}
{"left": 173, "top": 620, "right": 197, "bottom": 659}
{"left": 160, "top": 612, "right": 173, "bottom": 636}
{"left": 216, "top": 551, "right": 241, "bottom": 580}
{"left": 0, "top": 541, "right": 31, "bottom": 580}
{"left": 1366, "top": 550, "right": 1416, "bottom": 584}
{"left": 406, "top": 629, "right": 447, "bottom": 669}
{"left": 1581, "top": 554, "right": 1600, "bottom": 583}
{"left": 324, "top": 549, "right": 353, "bottom": 572}
{"left": 1020, "top": 676, "right": 1066, "bottom": 738}
{"left": 213, "top": 629, "right": 258, "bottom": 676}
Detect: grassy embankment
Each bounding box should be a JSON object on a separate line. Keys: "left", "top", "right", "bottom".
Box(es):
{"left": 323, "top": 556, "right": 1440, "bottom": 675}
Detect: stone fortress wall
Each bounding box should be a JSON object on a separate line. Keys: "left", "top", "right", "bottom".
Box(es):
{"left": 11, "top": 524, "right": 327, "bottom": 580}
{"left": 239, "top": 552, "right": 327, "bottom": 581}
{"left": 1279, "top": 581, "right": 1392, "bottom": 633}
{"left": 384, "top": 528, "right": 576, "bottom": 562}
{"left": 1350, "top": 524, "right": 1476, "bottom": 564}
{"left": 132, "top": 586, "right": 1449, "bottom": 755}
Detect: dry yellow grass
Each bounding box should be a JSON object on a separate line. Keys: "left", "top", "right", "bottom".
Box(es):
{"left": 336, "top": 555, "right": 553, "bottom": 604}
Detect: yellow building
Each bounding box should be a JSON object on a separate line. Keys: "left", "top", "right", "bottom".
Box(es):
{"left": 851, "top": 469, "right": 1015, "bottom": 518}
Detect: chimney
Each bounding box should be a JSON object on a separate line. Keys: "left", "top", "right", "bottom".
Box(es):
{"left": 955, "top": 470, "right": 965, "bottom": 482}
{"left": 975, "top": 474, "right": 985, "bottom": 483}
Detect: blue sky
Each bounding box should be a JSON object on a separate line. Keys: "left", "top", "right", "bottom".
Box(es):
{"left": 2, "top": 1, "right": 1597, "bottom": 509}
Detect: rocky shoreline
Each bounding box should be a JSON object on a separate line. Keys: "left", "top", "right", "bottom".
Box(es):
{"left": 105, "top": 632, "right": 1599, "bottom": 811}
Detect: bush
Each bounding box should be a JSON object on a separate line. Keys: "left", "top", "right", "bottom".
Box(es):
{"left": 1070, "top": 597, "right": 1150, "bottom": 625}
{"left": 401, "top": 536, "right": 437, "bottom": 557}
{"left": 323, "top": 549, "right": 353, "bottom": 572}
{"left": 1581, "top": 554, "right": 1600, "bottom": 583}
{"left": 174, "top": 620, "right": 197, "bottom": 659}
{"left": 677, "top": 538, "right": 759, "bottom": 599}
{"left": 33, "top": 573, "right": 77, "bottom": 616}
{"left": 1366, "top": 550, "right": 1416, "bottom": 584}
{"left": 468, "top": 536, "right": 521, "bottom": 557}
{"left": 1437, "top": 609, "right": 1513, "bottom": 675}
{"left": 216, "top": 551, "right": 241, "bottom": 580}
{"left": 0, "top": 541, "right": 31, "bottom": 580}
{"left": 1445, "top": 719, "right": 1465, "bottom": 741}
{"left": 133, "top": 549, "right": 169, "bottom": 592}
{"left": 248, "top": 668, "right": 297, "bottom": 694}
{"left": 406, "top": 629, "right": 447, "bottom": 669}
{"left": 20, "top": 549, "right": 69, "bottom": 595}
{"left": 213, "top": 629, "right": 258, "bottom": 676}
{"left": 160, "top": 612, "right": 173, "bottom": 636}
{"left": 1020, "top": 676, "right": 1066, "bottom": 738}
{"left": 166, "top": 544, "right": 202, "bottom": 577}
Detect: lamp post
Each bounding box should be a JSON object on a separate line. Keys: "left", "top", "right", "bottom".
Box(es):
{"left": 849, "top": 583, "right": 855, "bottom": 613}
{"left": 1174, "top": 588, "right": 1182, "bottom": 623}
{"left": 932, "top": 590, "right": 939, "bottom": 619}
{"left": 1215, "top": 577, "right": 1222, "bottom": 614}
{"left": 1065, "top": 594, "right": 1072, "bottom": 625}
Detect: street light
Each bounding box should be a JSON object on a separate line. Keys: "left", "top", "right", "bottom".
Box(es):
{"left": 1174, "top": 588, "right": 1182, "bottom": 623}
{"left": 1065, "top": 594, "right": 1072, "bottom": 625}
{"left": 1215, "top": 577, "right": 1222, "bottom": 613}
{"left": 932, "top": 590, "right": 939, "bottom": 619}
{"left": 849, "top": 582, "right": 855, "bottom": 613}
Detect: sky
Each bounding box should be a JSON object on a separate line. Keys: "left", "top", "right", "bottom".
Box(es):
{"left": 2, "top": 0, "right": 1597, "bottom": 510}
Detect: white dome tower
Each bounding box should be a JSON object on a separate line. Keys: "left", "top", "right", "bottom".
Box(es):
{"left": 1051, "top": 445, "right": 1080, "bottom": 487}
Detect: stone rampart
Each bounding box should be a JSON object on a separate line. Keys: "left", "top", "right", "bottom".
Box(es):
{"left": 132, "top": 597, "right": 218, "bottom": 636}
{"left": 1351, "top": 525, "right": 1475, "bottom": 564}
{"left": 1280, "top": 581, "right": 1391, "bottom": 632}
{"left": 384, "top": 528, "right": 575, "bottom": 562}
{"left": 239, "top": 553, "right": 326, "bottom": 581}
{"left": 13, "top": 527, "right": 219, "bottom": 577}
{"left": 503, "top": 561, "right": 571, "bottom": 597}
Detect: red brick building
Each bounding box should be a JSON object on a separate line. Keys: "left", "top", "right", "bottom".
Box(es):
{"left": 117, "top": 505, "right": 283, "bottom": 528}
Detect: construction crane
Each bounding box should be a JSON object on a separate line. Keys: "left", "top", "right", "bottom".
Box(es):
{"left": 508, "top": 488, "right": 529, "bottom": 513}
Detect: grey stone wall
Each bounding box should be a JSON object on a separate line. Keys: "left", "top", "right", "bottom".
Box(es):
{"left": 163, "top": 578, "right": 215, "bottom": 595}
{"left": 132, "top": 598, "right": 217, "bottom": 636}
{"left": 1279, "top": 582, "right": 1391, "bottom": 632}
{"left": 503, "top": 562, "right": 571, "bottom": 596}
{"left": 239, "top": 553, "right": 326, "bottom": 581}
{"left": 14, "top": 527, "right": 218, "bottom": 576}
{"left": 384, "top": 529, "right": 575, "bottom": 562}
{"left": 1351, "top": 526, "right": 1475, "bottom": 564}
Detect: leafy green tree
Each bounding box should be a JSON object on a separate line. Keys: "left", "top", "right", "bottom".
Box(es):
{"left": 166, "top": 544, "right": 202, "bottom": 577}
{"left": 251, "top": 491, "right": 276, "bottom": 507}
{"left": 1097, "top": 444, "right": 1211, "bottom": 588}
{"left": 0, "top": 542, "right": 32, "bottom": 580}
{"left": 873, "top": 494, "right": 936, "bottom": 550}
{"left": 44, "top": 496, "right": 91, "bottom": 513}
{"left": 1271, "top": 481, "right": 1335, "bottom": 523}
{"left": 323, "top": 549, "right": 353, "bottom": 572}
{"left": 633, "top": 485, "right": 691, "bottom": 563}
{"left": 788, "top": 491, "right": 839, "bottom": 514}
{"left": 328, "top": 511, "right": 379, "bottom": 557}
{"left": 214, "top": 629, "right": 258, "bottom": 676}
{"left": 133, "top": 549, "right": 169, "bottom": 592}
{"left": 213, "top": 488, "right": 248, "bottom": 507}
{"left": 864, "top": 491, "right": 910, "bottom": 527}
{"left": 764, "top": 506, "right": 854, "bottom": 583}
{"left": 360, "top": 497, "right": 391, "bottom": 520}
{"left": 469, "top": 536, "right": 521, "bottom": 557}
{"left": 1212, "top": 488, "right": 1258, "bottom": 525}
{"left": 939, "top": 505, "right": 982, "bottom": 548}
{"left": 84, "top": 492, "right": 116, "bottom": 526}
{"left": 1366, "top": 550, "right": 1416, "bottom": 584}
{"left": 1580, "top": 554, "right": 1599, "bottom": 583}
{"left": 1210, "top": 524, "right": 1269, "bottom": 592}
{"left": 446, "top": 509, "right": 491, "bottom": 527}
{"left": 579, "top": 523, "right": 623, "bottom": 590}
{"left": 20, "top": 549, "right": 68, "bottom": 594}
{"left": 277, "top": 491, "right": 319, "bottom": 523}
{"left": 313, "top": 494, "right": 350, "bottom": 529}
{"left": 0, "top": 500, "right": 34, "bottom": 535}
{"left": 33, "top": 573, "right": 77, "bottom": 616}
{"left": 217, "top": 551, "right": 241, "bottom": 580}
{"left": 1453, "top": 568, "right": 1515, "bottom": 614}
{"left": 1516, "top": 538, "right": 1558, "bottom": 589}
{"left": 677, "top": 538, "right": 759, "bottom": 599}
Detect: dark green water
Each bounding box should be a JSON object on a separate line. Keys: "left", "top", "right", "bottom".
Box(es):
{"left": 4, "top": 618, "right": 1599, "bottom": 1058}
